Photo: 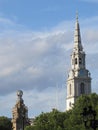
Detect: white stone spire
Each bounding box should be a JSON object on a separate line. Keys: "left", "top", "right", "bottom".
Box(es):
{"left": 74, "top": 13, "right": 83, "bottom": 52}
{"left": 71, "top": 14, "right": 85, "bottom": 70}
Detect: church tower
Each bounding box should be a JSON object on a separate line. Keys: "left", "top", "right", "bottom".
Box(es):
{"left": 66, "top": 15, "right": 91, "bottom": 110}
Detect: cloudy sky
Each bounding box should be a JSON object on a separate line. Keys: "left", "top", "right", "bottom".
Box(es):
{"left": 0, "top": 0, "right": 98, "bottom": 118}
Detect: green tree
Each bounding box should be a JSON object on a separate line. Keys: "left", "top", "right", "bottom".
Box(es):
{"left": 26, "top": 93, "right": 98, "bottom": 130}
{"left": 25, "top": 125, "right": 35, "bottom": 130}
{"left": 0, "top": 116, "right": 12, "bottom": 130}
{"left": 67, "top": 93, "right": 98, "bottom": 130}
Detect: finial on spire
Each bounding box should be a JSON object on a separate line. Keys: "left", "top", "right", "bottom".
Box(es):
{"left": 76, "top": 11, "right": 78, "bottom": 22}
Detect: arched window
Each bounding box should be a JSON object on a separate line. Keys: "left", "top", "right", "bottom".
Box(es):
{"left": 75, "top": 58, "right": 77, "bottom": 64}
{"left": 69, "top": 84, "right": 72, "bottom": 95}
{"left": 80, "top": 83, "right": 85, "bottom": 94}
{"left": 69, "top": 102, "right": 72, "bottom": 107}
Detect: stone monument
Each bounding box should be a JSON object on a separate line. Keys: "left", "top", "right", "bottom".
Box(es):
{"left": 12, "top": 90, "right": 29, "bottom": 130}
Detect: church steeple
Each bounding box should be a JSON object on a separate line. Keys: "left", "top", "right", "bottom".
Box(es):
{"left": 66, "top": 14, "right": 91, "bottom": 111}
{"left": 74, "top": 13, "right": 83, "bottom": 52}
{"left": 71, "top": 14, "right": 85, "bottom": 70}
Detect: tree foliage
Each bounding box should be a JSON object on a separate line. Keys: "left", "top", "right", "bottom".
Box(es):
{"left": 25, "top": 93, "right": 98, "bottom": 130}
{"left": 0, "top": 116, "right": 12, "bottom": 130}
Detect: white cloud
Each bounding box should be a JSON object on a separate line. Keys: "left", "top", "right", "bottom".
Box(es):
{"left": 0, "top": 86, "right": 66, "bottom": 117}
{"left": 0, "top": 15, "right": 98, "bottom": 117}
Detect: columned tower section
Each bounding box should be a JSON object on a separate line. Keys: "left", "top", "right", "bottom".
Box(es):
{"left": 66, "top": 15, "right": 91, "bottom": 110}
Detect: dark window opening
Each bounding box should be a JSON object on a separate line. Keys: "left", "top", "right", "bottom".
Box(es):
{"left": 75, "top": 58, "right": 77, "bottom": 64}
{"left": 69, "top": 102, "right": 71, "bottom": 107}
{"left": 79, "top": 58, "right": 82, "bottom": 64}
{"left": 69, "top": 84, "right": 72, "bottom": 95}
{"left": 80, "top": 83, "right": 85, "bottom": 94}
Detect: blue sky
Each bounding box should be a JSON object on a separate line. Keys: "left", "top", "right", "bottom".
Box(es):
{"left": 0, "top": 0, "right": 98, "bottom": 118}
{"left": 0, "top": 0, "right": 98, "bottom": 30}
